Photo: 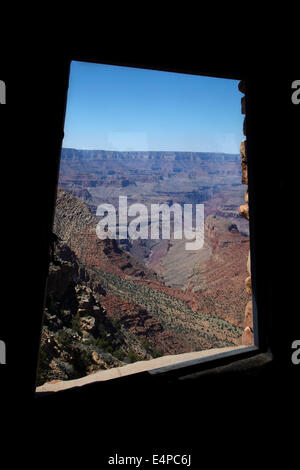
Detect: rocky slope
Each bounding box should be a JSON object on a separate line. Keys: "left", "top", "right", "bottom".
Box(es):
{"left": 38, "top": 243, "right": 125, "bottom": 385}
{"left": 187, "top": 215, "right": 250, "bottom": 327}
{"left": 38, "top": 239, "right": 176, "bottom": 386}
{"left": 38, "top": 188, "right": 246, "bottom": 384}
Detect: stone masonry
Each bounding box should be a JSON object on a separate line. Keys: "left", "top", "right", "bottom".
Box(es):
{"left": 238, "top": 80, "right": 254, "bottom": 346}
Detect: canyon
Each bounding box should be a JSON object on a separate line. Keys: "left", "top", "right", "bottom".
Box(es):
{"left": 37, "top": 148, "right": 251, "bottom": 385}
{"left": 59, "top": 149, "right": 249, "bottom": 287}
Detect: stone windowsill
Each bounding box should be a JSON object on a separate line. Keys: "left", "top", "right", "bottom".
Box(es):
{"left": 36, "top": 345, "right": 249, "bottom": 394}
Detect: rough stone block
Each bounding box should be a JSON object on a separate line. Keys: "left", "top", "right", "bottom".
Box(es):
{"left": 240, "top": 140, "right": 247, "bottom": 162}
{"left": 241, "top": 160, "right": 248, "bottom": 185}
{"left": 247, "top": 251, "right": 251, "bottom": 274}
{"left": 245, "top": 276, "right": 252, "bottom": 295}
{"left": 244, "top": 299, "right": 253, "bottom": 328}
{"left": 242, "top": 326, "right": 254, "bottom": 346}
{"left": 238, "top": 80, "right": 246, "bottom": 94}
{"left": 239, "top": 204, "right": 249, "bottom": 220}
{"left": 241, "top": 96, "right": 246, "bottom": 114}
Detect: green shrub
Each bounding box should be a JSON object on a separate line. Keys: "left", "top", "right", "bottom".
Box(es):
{"left": 36, "top": 349, "right": 50, "bottom": 386}
{"left": 71, "top": 312, "right": 81, "bottom": 333}
{"left": 72, "top": 349, "right": 93, "bottom": 377}
{"left": 141, "top": 338, "right": 151, "bottom": 351}
{"left": 57, "top": 329, "right": 72, "bottom": 346}
{"left": 125, "top": 351, "right": 143, "bottom": 363}
{"left": 151, "top": 348, "right": 163, "bottom": 358}
{"left": 112, "top": 349, "right": 126, "bottom": 361}
{"left": 89, "top": 337, "right": 114, "bottom": 354}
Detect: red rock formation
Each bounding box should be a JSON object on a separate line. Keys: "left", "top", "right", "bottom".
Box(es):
{"left": 186, "top": 216, "right": 250, "bottom": 327}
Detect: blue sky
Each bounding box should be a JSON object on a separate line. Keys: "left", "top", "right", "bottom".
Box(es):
{"left": 62, "top": 60, "right": 243, "bottom": 153}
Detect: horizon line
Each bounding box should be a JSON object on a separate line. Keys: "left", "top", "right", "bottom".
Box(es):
{"left": 61, "top": 147, "right": 240, "bottom": 156}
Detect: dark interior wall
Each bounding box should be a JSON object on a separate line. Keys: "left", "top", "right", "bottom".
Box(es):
{"left": 247, "top": 76, "right": 300, "bottom": 368}
{"left": 1, "top": 54, "right": 71, "bottom": 401}
{"left": 1, "top": 49, "right": 299, "bottom": 414}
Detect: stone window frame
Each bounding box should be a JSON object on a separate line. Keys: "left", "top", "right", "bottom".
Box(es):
{"left": 35, "top": 63, "right": 264, "bottom": 395}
